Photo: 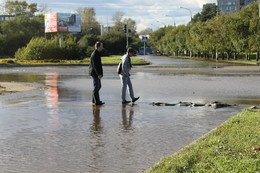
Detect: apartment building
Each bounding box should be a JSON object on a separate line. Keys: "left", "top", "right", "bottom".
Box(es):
{"left": 217, "top": 0, "right": 257, "bottom": 13}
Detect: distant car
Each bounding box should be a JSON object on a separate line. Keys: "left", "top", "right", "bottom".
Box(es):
{"left": 138, "top": 47, "right": 154, "bottom": 55}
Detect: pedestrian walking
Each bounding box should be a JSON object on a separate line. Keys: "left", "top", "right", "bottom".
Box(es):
{"left": 119, "top": 48, "right": 140, "bottom": 104}
{"left": 89, "top": 41, "right": 105, "bottom": 105}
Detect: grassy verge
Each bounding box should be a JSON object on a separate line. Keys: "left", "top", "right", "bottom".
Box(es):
{"left": 0, "top": 55, "right": 150, "bottom": 66}
{"left": 169, "top": 56, "right": 259, "bottom": 65}
{"left": 145, "top": 109, "right": 260, "bottom": 173}
{"left": 101, "top": 55, "right": 149, "bottom": 64}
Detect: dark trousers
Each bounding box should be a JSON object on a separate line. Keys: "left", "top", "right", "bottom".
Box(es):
{"left": 92, "top": 77, "right": 101, "bottom": 103}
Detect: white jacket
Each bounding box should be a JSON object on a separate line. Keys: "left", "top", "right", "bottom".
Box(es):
{"left": 120, "top": 54, "right": 131, "bottom": 76}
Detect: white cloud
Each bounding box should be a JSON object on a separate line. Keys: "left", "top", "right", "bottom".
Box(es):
{"left": 4, "top": 0, "right": 217, "bottom": 32}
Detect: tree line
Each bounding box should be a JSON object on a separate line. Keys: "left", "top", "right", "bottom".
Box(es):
{"left": 149, "top": 2, "right": 260, "bottom": 60}
{"left": 0, "top": 0, "right": 143, "bottom": 60}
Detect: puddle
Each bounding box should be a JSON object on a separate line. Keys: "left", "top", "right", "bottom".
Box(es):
{"left": 0, "top": 57, "right": 259, "bottom": 172}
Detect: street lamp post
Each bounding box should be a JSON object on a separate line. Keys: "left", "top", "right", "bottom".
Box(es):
{"left": 156, "top": 20, "right": 166, "bottom": 27}
{"left": 180, "top": 6, "right": 192, "bottom": 21}
{"left": 165, "top": 15, "right": 176, "bottom": 27}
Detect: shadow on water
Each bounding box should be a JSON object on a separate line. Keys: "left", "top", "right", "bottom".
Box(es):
{"left": 0, "top": 58, "right": 260, "bottom": 172}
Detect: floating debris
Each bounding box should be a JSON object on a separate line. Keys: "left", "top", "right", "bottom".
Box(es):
{"left": 178, "top": 101, "right": 192, "bottom": 106}
{"left": 191, "top": 103, "right": 206, "bottom": 107}
{"left": 248, "top": 106, "right": 260, "bottom": 109}
{"left": 207, "top": 101, "right": 234, "bottom": 109}
{"left": 151, "top": 102, "right": 176, "bottom": 106}
{"left": 151, "top": 101, "right": 236, "bottom": 109}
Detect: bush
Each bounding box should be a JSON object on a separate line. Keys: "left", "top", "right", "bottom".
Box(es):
{"left": 15, "top": 35, "right": 82, "bottom": 60}
{"left": 78, "top": 34, "right": 97, "bottom": 57}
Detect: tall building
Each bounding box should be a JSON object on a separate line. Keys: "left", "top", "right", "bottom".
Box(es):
{"left": 217, "top": 0, "right": 257, "bottom": 14}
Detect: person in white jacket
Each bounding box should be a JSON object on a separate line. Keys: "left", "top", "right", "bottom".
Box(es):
{"left": 119, "top": 48, "right": 140, "bottom": 104}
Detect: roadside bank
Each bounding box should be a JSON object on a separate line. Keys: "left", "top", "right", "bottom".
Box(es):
{"left": 145, "top": 108, "right": 260, "bottom": 173}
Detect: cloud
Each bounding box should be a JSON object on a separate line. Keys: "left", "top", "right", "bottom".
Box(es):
{"left": 5, "top": 0, "right": 217, "bottom": 32}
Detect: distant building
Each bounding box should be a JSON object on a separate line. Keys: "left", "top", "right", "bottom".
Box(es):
{"left": 217, "top": 0, "right": 257, "bottom": 14}
{"left": 0, "top": 15, "right": 15, "bottom": 22}
{"left": 99, "top": 25, "right": 114, "bottom": 35}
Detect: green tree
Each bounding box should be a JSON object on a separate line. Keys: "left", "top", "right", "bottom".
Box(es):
{"left": 4, "top": 0, "right": 37, "bottom": 15}
{"left": 123, "top": 18, "right": 137, "bottom": 37}
{"left": 112, "top": 11, "right": 125, "bottom": 32}
{"left": 247, "top": 2, "right": 260, "bottom": 60}
{"left": 99, "top": 31, "right": 126, "bottom": 55}
{"left": 138, "top": 28, "right": 153, "bottom": 35}
{"left": 78, "top": 34, "right": 98, "bottom": 57}
{"left": 77, "top": 7, "right": 100, "bottom": 35}
{"left": 192, "top": 3, "right": 217, "bottom": 23}
{"left": 149, "top": 27, "right": 168, "bottom": 54}
{"left": 0, "top": 15, "right": 44, "bottom": 56}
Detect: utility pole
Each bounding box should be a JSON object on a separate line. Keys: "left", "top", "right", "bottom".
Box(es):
{"left": 100, "top": 24, "right": 103, "bottom": 35}
{"left": 124, "top": 24, "right": 129, "bottom": 49}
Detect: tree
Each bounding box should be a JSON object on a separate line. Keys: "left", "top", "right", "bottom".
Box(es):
{"left": 77, "top": 7, "right": 100, "bottom": 35}
{"left": 247, "top": 2, "right": 260, "bottom": 60}
{"left": 192, "top": 3, "right": 217, "bottom": 23}
{"left": 99, "top": 31, "right": 126, "bottom": 55}
{"left": 138, "top": 28, "right": 153, "bottom": 35}
{"left": 149, "top": 26, "right": 171, "bottom": 54}
{"left": 4, "top": 0, "right": 37, "bottom": 15}
{"left": 78, "top": 34, "right": 98, "bottom": 56}
{"left": 0, "top": 15, "right": 44, "bottom": 56}
{"left": 112, "top": 11, "right": 125, "bottom": 32}
{"left": 123, "top": 18, "right": 137, "bottom": 36}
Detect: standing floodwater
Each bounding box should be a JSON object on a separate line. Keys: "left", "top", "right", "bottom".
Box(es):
{"left": 0, "top": 56, "right": 260, "bottom": 173}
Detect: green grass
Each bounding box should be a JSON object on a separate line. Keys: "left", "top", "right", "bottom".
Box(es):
{"left": 169, "top": 56, "right": 259, "bottom": 65}
{"left": 0, "top": 55, "right": 150, "bottom": 65}
{"left": 101, "top": 55, "right": 149, "bottom": 64}
{"left": 145, "top": 109, "right": 260, "bottom": 173}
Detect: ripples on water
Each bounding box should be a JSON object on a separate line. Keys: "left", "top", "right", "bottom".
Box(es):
{"left": 0, "top": 58, "right": 259, "bottom": 172}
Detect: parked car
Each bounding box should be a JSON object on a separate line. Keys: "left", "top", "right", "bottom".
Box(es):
{"left": 138, "top": 46, "right": 154, "bottom": 55}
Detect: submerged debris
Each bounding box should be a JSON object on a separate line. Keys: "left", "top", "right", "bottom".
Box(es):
{"left": 151, "top": 101, "right": 236, "bottom": 109}
{"left": 178, "top": 102, "right": 192, "bottom": 106}
{"left": 207, "top": 101, "right": 234, "bottom": 109}
{"left": 191, "top": 103, "right": 206, "bottom": 107}
{"left": 248, "top": 106, "right": 260, "bottom": 109}
{"left": 151, "top": 102, "right": 176, "bottom": 106}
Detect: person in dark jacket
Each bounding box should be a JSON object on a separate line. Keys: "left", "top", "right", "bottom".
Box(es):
{"left": 89, "top": 41, "right": 104, "bottom": 105}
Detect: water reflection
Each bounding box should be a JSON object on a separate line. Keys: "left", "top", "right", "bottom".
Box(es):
{"left": 45, "top": 73, "right": 61, "bottom": 129}
{"left": 0, "top": 59, "right": 260, "bottom": 173}
{"left": 91, "top": 105, "right": 103, "bottom": 133}
{"left": 121, "top": 104, "right": 134, "bottom": 131}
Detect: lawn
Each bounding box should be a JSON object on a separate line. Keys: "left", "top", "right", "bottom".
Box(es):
{"left": 145, "top": 108, "right": 260, "bottom": 173}
{"left": 0, "top": 55, "right": 150, "bottom": 66}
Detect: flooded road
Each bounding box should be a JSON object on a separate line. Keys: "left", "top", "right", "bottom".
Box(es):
{"left": 0, "top": 56, "right": 260, "bottom": 173}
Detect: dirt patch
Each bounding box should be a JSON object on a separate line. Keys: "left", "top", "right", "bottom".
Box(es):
{"left": 0, "top": 82, "right": 36, "bottom": 95}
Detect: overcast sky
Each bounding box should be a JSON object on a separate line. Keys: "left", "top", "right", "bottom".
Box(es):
{"left": 1, "top": 0, "right": 217, "bottom": 32}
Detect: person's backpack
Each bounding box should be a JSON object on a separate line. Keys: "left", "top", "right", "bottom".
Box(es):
{"left": 117, "top": 62, "right": 122, "bottom": 74}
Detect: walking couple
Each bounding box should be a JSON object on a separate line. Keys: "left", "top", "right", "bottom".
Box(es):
{"left": 89, "top": 41, "right": 139, "bottom": 106}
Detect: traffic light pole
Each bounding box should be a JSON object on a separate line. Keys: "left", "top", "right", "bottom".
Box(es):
{"left": 126, "top": 24, "right": 129, "bottom": 49}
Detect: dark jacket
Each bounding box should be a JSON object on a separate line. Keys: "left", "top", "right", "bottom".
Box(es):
{"left": 89, "top": 49, "right": 103, "bottom": 77}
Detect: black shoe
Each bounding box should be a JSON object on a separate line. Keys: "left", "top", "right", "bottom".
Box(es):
{"left": 132, "top": 97, "right": 140, "bottom": 103}
{"left": 122, "top": 100, "right": 131, "bottom": 104}
{"left": 95, "top": 101, "right": 105, "bottom": 106}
